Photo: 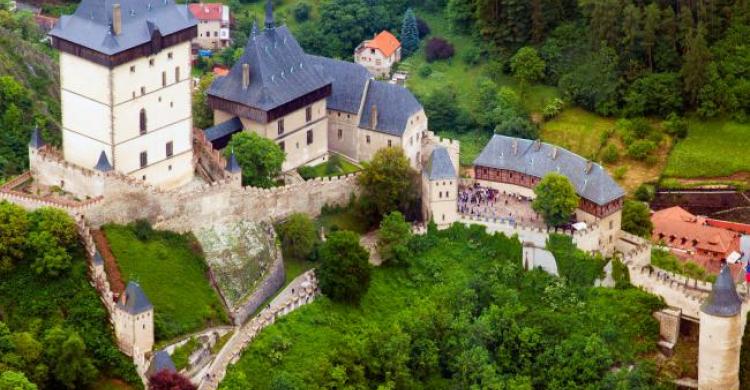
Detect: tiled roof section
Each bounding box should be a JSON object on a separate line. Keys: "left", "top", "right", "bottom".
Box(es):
{"left": 425, "top": 147, "right": 456, "bottom": 181}
{"left": 306, "top": 55, "right": 372, "bottom": 114}
{"left": 204, "top": 117, "right": 243, "bottom": 143}
{"left": 473, "top": 135, "right": 625, "bottom": 205}
{"left": 147, "top": 350, "right": 176, "bottom": 377}
{"left": 358, "top": 80, "right": 423, "bottom": 136}
{"left": 651, "top": 206, "right": 740, "bottom": 254}
{"left": 207, "top": 26, "right": 331, "bottom": 112}
{"left": 188, "top": 3, "right": 222, "bottom": 21}
{"left": 94, "top": 151, "right": 114, "bottom": 172}
{"left": 116, "top": 281, "right": 153, "bottom": 315}
{"left": 701, "top": 264, "right": 742, "bottom": 317}
{"left": 49, "top": 0, "right": 196, "bottom": 56}
{"left": 363, "top": 30, "right": 400, "bottom": 57}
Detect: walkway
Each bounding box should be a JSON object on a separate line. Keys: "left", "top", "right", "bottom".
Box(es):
{"left": 197, "top": 271, "right": 319, "bottom": 390}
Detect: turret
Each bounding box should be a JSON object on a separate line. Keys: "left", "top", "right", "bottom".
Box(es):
{"left": 698, "top": 264, "right": 743, "bottom": 390}
{"left": 225, "top": 148, "right": 242, "bottom": 187}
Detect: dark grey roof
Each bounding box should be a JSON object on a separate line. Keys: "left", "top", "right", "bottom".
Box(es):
{"left": 93, "top": 251, "right": 104, "bottom": 265}
{"left": 94, "top": 151, "right": 114, "bottom": 172}
{"left": 226, "top": 151, "right": 241, "bottom": 173}
{"left": 358, "top": 80, "right": 422, "bottom": 137}
{"left": 29, "top": 126, "right": 44, "bottom": 149}
{"left": 49, "top": 0, "right": 196, "bottom": 56}
{"left": 425, "top": 147, "right": 456, "bottom": 180}
{"left": 117, "top": 281, "right": 153, "bottom": 315}
{"left": 208, "top": 25, "right": 331, "bottom": 112}
{"left": 473, "top": 135, "right": 626, "bottom": 205}
{"left": 307, "top": 55, "right": 372, "bottom": 114}
{"left": 701, "top": 265, "right": 742, "bottom": 317}
{"left": 204, "top": 117, "right": 243, "bottom": 143}
{"left": 147, "top": 350, "right": 176, "bottom": 377}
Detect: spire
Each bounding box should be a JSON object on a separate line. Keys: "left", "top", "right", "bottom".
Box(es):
{"left": 264, "top": 0, "right": 274, "bottom": 30}
{"left": 701, "top": 264, "right": 742, "bottom": 317}
{"left": 29, "top": 126, "right": 44, "bottom": 149}
{"left": 251, "top": 20, "right": 259, "bottom": 37}
{"left": 94, "top": 151, "right": 114, "bottom": 172}
{"left": 226, "top": 148, "right": 241, "bottom": 173}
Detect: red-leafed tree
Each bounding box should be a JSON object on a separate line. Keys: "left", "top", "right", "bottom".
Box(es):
{"left": 149, "top": 370, "right": 196, "bottom": 390}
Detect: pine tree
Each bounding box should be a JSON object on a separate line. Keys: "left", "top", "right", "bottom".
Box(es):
{"left": 655, "top": 6, "right": 680, "bottom": 71}
{"left": 401, "top": 8, "right": 419, "bottom": 57}
{"left": 530, "top": 0, "right": 544, "bottom": 43}
{"left": 642, "top": 4, "right": 660, "bottom": 70}
{"left": 677, "top": 5, "right": 694, "bottom": 53}
{"left": 681, "top": 25, "right": 712, "bottom": 106}
{"left": 621, "top": 4, "right": 643, "bottom": 63}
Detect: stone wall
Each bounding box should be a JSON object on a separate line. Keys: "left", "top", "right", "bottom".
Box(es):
{"left": 231, "top": 254, "right": 285, "bottom": 325}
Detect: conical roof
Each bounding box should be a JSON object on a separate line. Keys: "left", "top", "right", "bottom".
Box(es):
{"left": 94, "top": 151, "right": 114, "bottom": 172}
{"left": 29, "top": 126, "right": 44, "bottom": 149}
{"left": 701, "top": 264, "right": 742, "bottom": 317}
{"left": 226, "top": 150, "right": 241, "bottom": 173}
{"left": 116, "top": 281, "right": 153, "bottom": 315}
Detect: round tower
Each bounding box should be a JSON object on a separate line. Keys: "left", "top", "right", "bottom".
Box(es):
{"left": 698, "top": 264, "right": 743, "bottom": 390}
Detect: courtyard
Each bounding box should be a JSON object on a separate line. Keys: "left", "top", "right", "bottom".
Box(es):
{"left": 458, "top": 184, "right": 546, "bottom": 229}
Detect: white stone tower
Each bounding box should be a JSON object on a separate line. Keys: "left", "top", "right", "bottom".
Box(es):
{"left": 698, "top": 264, "right": 743, "bottom": 390}
{"left": 114, "top": 282, "right": 154, "bottom": 364}
{"left": 48, "top": 0, "right": 197, "bottom": 189}
{"left": 421, "top": 147, "right": 458, "bottom": 229}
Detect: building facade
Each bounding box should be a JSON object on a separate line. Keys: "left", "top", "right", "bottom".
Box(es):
{"left": 354, "top": 30, "right": 401, "bottom": 78}
{"left": 188, "top": 3, "right": 230, "bottom": 50}
{"left": 421, "top": 147, "right": 458, "bottom": 228}
{"left": 114, "top": 282, "right": 155, "bottom": 360}
{"left": 48, "top": 0, "right": 197, "bottom": 190}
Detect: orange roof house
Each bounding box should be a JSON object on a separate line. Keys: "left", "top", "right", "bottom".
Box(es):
{"left": 188, "top": 3, "right": 223, "bottom": 21}
{"left": 651, "top": 206, "right": 742, "bottom": 274}
{"left": 354, "top": 31, "right": 402, "bottom": 78}
{"left": 362, "top": 31, "right": 401, "bottom": 57}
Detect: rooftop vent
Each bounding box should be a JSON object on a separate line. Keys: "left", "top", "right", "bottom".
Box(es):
{"left": 112, "top": 3, "right": 122, "bottom": 35}
{"left": 585, "top": 160, "right": 593, "bottom": 174}
{"left": 511, "top": 140, "right": 518, "bottom": 155}
{"left": 242, "top": 63, "right": 249, "bottom": 89}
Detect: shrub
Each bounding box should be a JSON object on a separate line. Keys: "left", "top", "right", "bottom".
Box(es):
{"left": 425, "top": 37, "right": 454, "bottom": 62}
{"left": 634, "top": 184, "right": 655, "bottom": 202}
{"left": 377, "top": 211, "right": 412, "bottom": 266}
{"left": 317, "top": 231, "right": 371, "bottom": 304}
{"left": 297, "top": 166, "right": 316, "bottom": 180}
{"left": 542, "top": 98, "right": 565, "bottom": 120}
{"left": 613, "top": 166, "right": 628, "bottom": 180}
{"left": 627, "top": 140, "right": 657, "bottom": 161}
{"left": 416, "top": 17, "right": 430, "bottom": 39}
{"left": 292, "top": 2, "right": 311, "bottom": 22}
{"left": 325, "top": 154, "right": 342, "bottom": 175}
{"left": 461, "top": 46, "right": 481, "bottom": 65}
{"left": 277, "top": 213, "right": 317, "bottom": 262}
{"left": 601, "top": 144, "right": 619, "bottom": 164}
{"left": 532, "top": 173, "right": 579, "bottom": 227}
{"left": 622, "top": 200, "right": 653, "bottom": 238}
{"left": 418, "top": 64, "right": 433, "bottom": 78}
{"left": 132, "top": 219, "right": 153, "bottom": 241}
{"left": 663, "top": 113, "right": 688, "bottom": 139}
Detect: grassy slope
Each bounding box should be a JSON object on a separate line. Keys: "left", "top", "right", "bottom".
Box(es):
{"left": 103, "top": 225, "right": 228, "bottom": 341}
{"left": 220, "top": 229, "right": 663, "bottom": 389}
{"left": 664, "top": 119, "right": 750, "bottom": 179}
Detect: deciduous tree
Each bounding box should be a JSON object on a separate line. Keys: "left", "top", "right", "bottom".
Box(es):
{"left": 149, "top": 370, "right": 196, "bottom": 390}
{"left": 358, "top": 147, "right": 418, "bottom": 225}
{"left": 0, "top": 371, "right": 36, "bottom": 390}
{"left": 377, "top": 211, "right": 412, "bottom": 265}
{"left": 0, "top": 201, "right": 29, "bottom": 272}
{"left": 317, "top": 231, "right": 371, "bottom": 304}
{"left": 277, "top": 213, "right": 317, "bottom": 262}
{"left": 621, "top": 200, "right": 653, "bottom": 238}
{"left": 532, "top": 173, "right": 579, "bottom": 227}
{"left": 681, "top": 26, "right": 712, "bottom": 105}
{"left": 225, "top": 132, "right": 285, "bottom": 188}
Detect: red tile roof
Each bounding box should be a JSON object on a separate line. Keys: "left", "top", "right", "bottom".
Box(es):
{"left": 705, "top": 218, "right": 750, "bottom": 235}
{"left": 651, "top": 206, "right": 740, "bottom": 256}
{"left": 188, "top": 3, "right": 223, "bottom": 21}
{"left": 362, "top": 30, "right": 400, "bottom": 57}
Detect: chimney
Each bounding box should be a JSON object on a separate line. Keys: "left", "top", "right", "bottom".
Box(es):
{"left": 512, "top": 140, "right": 518, "bottom": 155}
{"left": 242, "top": 63, "right": 249, "bottom": 89}
{"left": 534, "top": 139, "right": 542, "bottom": 151}
{"left": 370, "top": 104, "right": 378, "bottom": 129}
{"left": 552, "top": 147, "right": 559, "bottom": 160}
{"left": 585, "top": 160, "right": 594, "bottom": 174}
{"left": 112, "top": 3, "right": 122, "bottom": 35}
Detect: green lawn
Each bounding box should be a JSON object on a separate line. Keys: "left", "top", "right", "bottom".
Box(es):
{"left": 438, "top": 129, "right": 491, "bottom": 167}
{"left": 305, "top": 156, "right": 361, "bottom": 178}
{"left": 664, "top": 119, "right": 750, "bottom": 179}
{"left": 317, "top": 205, "right": 370, "bottom": 235}
{"left": 541, "top": 107, "right": 616, "bottom": 160}
{"left": 220, "top": 227, "right": 665, "bottom": 389}
{"left": 104, "top": 225, "right": 229, "bottom": 341}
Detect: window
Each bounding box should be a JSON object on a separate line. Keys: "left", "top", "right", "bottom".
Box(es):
{"left": 609, "top": 221, "right": 613, "bottom": 230}
{"left": 175, "top": 66, "right": 180, "bottom": 83}
{"left": 338, "top": 129, "right": 343, "bottom": 140}
{"left": 277, "top": 119, "right": 284, "bottom": 135}
{"left": 214, "top": 31, "right": 218, "bottom": 37}
{"left": 279, "top": 141, "right": 285, "bottom": 152}
{"left": 139, "top": 109, "right": 147, "bottom": 134}
{"left": 305, "top": 106, "right": 312, "bottom": 122}
{"left": 162, "top": 71, "right": 166, "bottom": 87}
{"left": 438, "top": 192, "right": 442, "bottom": 199}
{"left": 366, "top": 135, "right": 370, "bottom": 144}
{"left": 140, "top": 151, "right": 148, "bottom": 168}
{"left": 149, "top": 58, "right": 154, "bottom": 66}
{"left": 307, "top": 129, "right": 313, "bottom": 145}
{"left": 387, "top": 140, "right": 392, "bottom": 147}
{"left": 130, "top": 65, "right": 136, "bottom": 73}
{"left": 140, "top": 86, "right": 146, "bottom": 95}
{"left": 370, "top": 48, "right": 375, "bottom": 54}
{"left": 167, "top": 52, "right": 173, "bottom": 60}
{"left": 166, "top": 141, "right": 173, "bottom": 157}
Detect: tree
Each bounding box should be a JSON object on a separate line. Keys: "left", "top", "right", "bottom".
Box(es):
{"left": 26, "top": 208, "right": 77, "bottom": 277}
{"left": 425, "top": 37, "right": 454, "bottom": 62}
{"left": 377, "top": 211, "right": 412, "bottom": 266}
{"left": 642, "top": 3, "right": 660, "bottom": 70}
{"left": 317, "top": 230, "right": 371, "bottom": 304}
{"left": 532, "top": 173, "right": 579, "bottom": 227}
{"left": 401, "top": 8, "right": 419, "bottom": 57}
{"left": 495, "top": 116, "right": 538, "bottom": 140}
{"left": 681, "top": 26, "right": 712, "bottom": 106}
{"left": 292, "top": 2, "right": 311, "bottom": 23}
{"left": 558, "top": 46, "right": 620, "bottom": 116}
{"left": 358, "top": 147, "right": 417, "bottom": 225}
{"left": 623, "top": 72, "right": 683, "bottom": 117}
{"left": 0, "top": 371, "right": 37, "bottom": 390}
{"left": 29, "top": 208, "right": 77, "bottom": 250}
{"left": 601, "top": 144, "right": 619, "bottom": 164}
{"left": 149, "top": 370, "right": 196, "bottom": 390}
{"left": 0, "top": 201, "right": 29, "bottom": 272}
{"left": 621, "top": 200, "right": 652, "bottom": 238}
{"left": 193, "top": 74, "right": 215, "bottom": 129}
{"left": 422, "top": 89, "right": 473, "bottom": 133}
{"left": 277, "top": 213, "right": 317, "bottom": 262}
{"left": 510, "top": 47, "right": 545, "bottom": 93}
{"left": 225, "top": 132, "right": 285, "bottom": 188}
{"left": 474, "top": 78, "right": 498, "bottom": 130}
{"left": 43, "top": 327, "right": 97, "bottom": 389}
{"left": 446, "top": 0, "right": 475, "bottom": 33}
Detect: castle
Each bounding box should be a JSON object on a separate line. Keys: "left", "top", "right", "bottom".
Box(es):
{"left": 0, "top": 0, "right": 742, "bottom": 388}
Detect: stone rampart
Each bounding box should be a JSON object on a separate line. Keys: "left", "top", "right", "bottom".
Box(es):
{"left": 229, "top": 251, "right": 285, "bottom": 326}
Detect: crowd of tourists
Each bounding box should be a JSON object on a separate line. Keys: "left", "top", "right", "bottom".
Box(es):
{"left": 458, "top": 184, "right": 544, "bottom": 227}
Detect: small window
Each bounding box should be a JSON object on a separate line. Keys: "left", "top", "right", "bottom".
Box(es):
{"left": 140, "top": 151, "right": 148, "bottom": 168}
{"left": 439, "top": 192, "right": 442, "bottom": 199}
{"left": 366, "top": 135, "right": 370, "bottom": 144}
{"left": 277, "top": 119, "right": 284, "bottom": 135}
{"left": 139, "top": 109, "right": 147, "bottom": 134}
{"left": 214, "top": 31, "right": 218, "bottom": 37}
{"left": 307, "top": 129, "right": 313, "bottom": 145}
{"left": 175, "top": 66, "right": 180, "bottom": 83}
{"left": 162, "top": 71, "right": 166, "bottom": 87}
{"left": 140, "top": 86, "right": 146, "bottom": 95}
{"left": 149, "top": 58, "right": 154, "bottom": 66}
{"left": 387, "top": 140, "right": 392, "bottom": 147}
{"left": 305, "top": 106, "right": 312, "bottom": 122}
{"left": 279, "top": 141, "right": 285, "bottom": 151}
{"left": 167, "top": 52, "right": 173, "bottom": 60}
{"left": 609, "top": 221, "right": 613, "bottom": 230}
{"left": 130, "top": 65, "right": 136, "bottom": 73}
{"left": 166, "top": 141, "right": 173, "bottom": 157}
{"left": 370, "top": 48, "right": 375, "bottom": 54}
{"left": 338, "top": 129, "right": 343, "bottom": 140}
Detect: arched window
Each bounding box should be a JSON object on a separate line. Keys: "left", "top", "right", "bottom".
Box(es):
{"left": 139, "top": 109, "right": 147, "bottom": 134}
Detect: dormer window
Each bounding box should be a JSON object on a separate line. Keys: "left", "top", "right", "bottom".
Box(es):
{"left": 130, "top": 65, "right": 136, "bottom": 73}
{"left": 167, "top": 52, "right": 173, "bottom": 60}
